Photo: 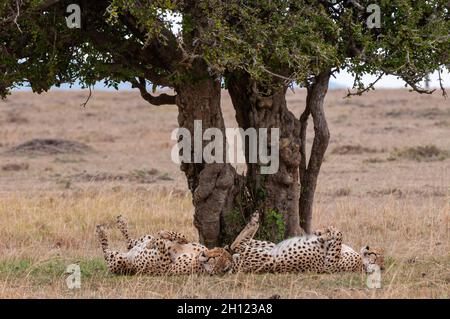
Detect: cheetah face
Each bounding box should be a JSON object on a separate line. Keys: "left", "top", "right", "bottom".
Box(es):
{"left": 361, "top": 246, "right": 385, "bottom": 271}
{"left": 198, "top": 248, "right": 232, "bottom": 275}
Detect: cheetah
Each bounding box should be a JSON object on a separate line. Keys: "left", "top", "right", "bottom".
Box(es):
{"left": 96, "top": 216, "right": 232, "bottom": 276}
{"left": 229, "top": 212, "right": 384, "bottom": 274}
{"left": 316, "top": 226, "right": 385, "bottom": 273}
{"left": 229, "top": 213, "right": 333, "bottom": 273}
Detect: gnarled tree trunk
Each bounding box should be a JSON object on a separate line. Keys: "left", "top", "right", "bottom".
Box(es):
{"left": 175, "top": 65, "right": 330, "bottom": 245}
{"left": 226, "top": 72, "right": 303, "bottom": 242}
{"left": 174, "top": 62, "right": 242, "bottom": 248}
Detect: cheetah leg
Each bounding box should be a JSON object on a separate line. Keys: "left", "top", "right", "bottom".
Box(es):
{"left": 230, "top": 211, "right": 260, "bottom": 252}
{"left": 116, "top": 215, "right": 154, "bottom": 249}
{"left": 116, "top": 215, "right": 136, "bottom": 250}
{"left": 323, "top": 227, "right": 343, "bottom": 272}
{"left": 96, "top": 224, "right": 132, "bottom": 274}
{"left": 158, "top": 230, "right": 188, "bottom": 244}
{"left": 96, "top": 224, "right": 111, "bottom": 255}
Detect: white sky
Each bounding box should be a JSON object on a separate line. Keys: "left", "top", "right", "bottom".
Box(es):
{"left": 332, "top": 68, "right": 450, "bottom": 89}
{"left": 13, "top": 68, "right": 450, "bottom": 92}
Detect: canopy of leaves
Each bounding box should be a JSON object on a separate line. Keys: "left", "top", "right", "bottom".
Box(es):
{"left": 1, "top": 0, "right": 449, "bottom": 98}
{"left": 200, "top": 0, "right": 450, "bottom": 92}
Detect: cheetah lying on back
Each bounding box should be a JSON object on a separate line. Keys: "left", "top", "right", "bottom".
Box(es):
{"left": 96, "top": 216, "right": 232, "bottom": 276}
{"left": 230, "top": 212, "right": 384, "bottom": 274}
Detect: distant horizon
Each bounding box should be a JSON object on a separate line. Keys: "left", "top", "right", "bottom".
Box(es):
{"left": 11, "top": 68, "right": 450, "bottom": 92}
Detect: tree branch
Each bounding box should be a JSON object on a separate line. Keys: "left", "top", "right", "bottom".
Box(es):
{"left": 80, "top": 86, "right": 92, "bottom": 108}
{"left": 438, "top": 68, "right": 448, "bottom": 98}
{"left": 348, "top": 0, "right": 365, "bottom": 11}
{"left": 35, "top": 0, "right": 60, "bottom": 11}
{"left": 13, "top": 0, "right": 23, "bottom": 32}
{"left": 259, "top": 66, "right": 296, "bottom": 84}
{"left": 298, "top": 103, "right": 310, "bottom": 189}
{"left": 404, "top": 78, "right": 436, "bottom": 94}
{"left": 84, "top": 29, "right": 173, "bottom": 87}
{"left": 118, "top": 11, "right": 183, "bottom": 73}
{"left": 299, "top": 70, "right": 331, "bottom": 234}
{"left": 130, "top": 77, "right": 177, "bottom": 106}
{"left": 345, "top": 72, "right": 384, "bottom": 98}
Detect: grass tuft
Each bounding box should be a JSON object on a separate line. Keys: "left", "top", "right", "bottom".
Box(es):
{"left": 388, "top": 145, "right": 449, "bottom": 162}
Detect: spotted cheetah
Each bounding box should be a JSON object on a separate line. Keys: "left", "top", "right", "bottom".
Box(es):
{"left": 96, "top": 216, "right": 232, "bottom": 276}
{"left": 316, "top": 226, "right": 385, "bottom": 273}
{"left": 230, "top": 213, "right": 384, "bottom": 274}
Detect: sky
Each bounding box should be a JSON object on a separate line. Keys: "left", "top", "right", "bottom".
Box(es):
{"left": 331, "top": 68, "right": 450, "bottom": 89}
{"left": 12, "top": 68, "right": 450, "bottom": 92}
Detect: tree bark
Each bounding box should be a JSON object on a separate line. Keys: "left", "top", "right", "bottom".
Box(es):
{"left": 226, "top": 72, "right": 303, "bottom": 242}
{"left": 175, "top": 61, "right": 241, "bottom": 248}
{"left": 299, "top": 71, "right": 331, "bottom": 234}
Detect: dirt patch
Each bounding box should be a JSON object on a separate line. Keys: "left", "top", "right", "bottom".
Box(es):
{"left": 434, "top": 120, "right": 450, "bottom": 127}
{"left": 1, "top": 163, "right": 29, "bottom": 171}
{"left": 367, "top": 187, "right": 446, "bottom": 198}
{"left": 7, "top": 139, "right": 93, "bottom": 156}
{"left": 363, "top": 157, "right": 385, "bottom": 164}
{"left": 68, "top": 169, "right": 173, "bottom": 184}
{"left": 331, "top": 144, "right": 379, "bottom": 155}
{"left": 388, "top": 145, "right": 449, "bottom": 162}
{"left": 367, "top": 188, "right": 404, "bottom": 198}
{"left": 386, "top": 107, "right": 450, "bottom": 119}
{"left": 334, "top": 187, "right": 351, "bottom": 197}
{"left": 4, "top": 112, "right": 29, "bottom": 124}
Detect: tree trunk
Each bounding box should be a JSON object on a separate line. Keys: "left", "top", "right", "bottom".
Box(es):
{"left": 299, "top": 71, "right": 331, "bottom": 234}
{"left": 175, "top": 61, "right": 241, "bottom": 248}
{"left": 226, "top": 72, "right": 303, "bottom": 242}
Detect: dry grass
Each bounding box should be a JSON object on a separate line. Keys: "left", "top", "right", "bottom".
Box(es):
{"left": 0, "top": 89, "right": 449, "bottom": 298}
{"left": 0, "top": 189, "right": 448, "bottom": 298}
{"left": 388, "top": 145, "right": 449, "bottom": 162}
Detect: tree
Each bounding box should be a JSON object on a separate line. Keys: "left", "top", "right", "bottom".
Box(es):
{"left": 202, "top": 0, "right": 449, "bottom": 234}
{"left": 1, "top": 0, "right": 449, "bottom": 245}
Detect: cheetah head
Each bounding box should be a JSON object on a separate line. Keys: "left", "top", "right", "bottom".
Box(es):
{"left": 361, "top": 246, "right": 385, "bottom": 272}
{"left": 198, "top": 247, "right": 232, "bottom": 275}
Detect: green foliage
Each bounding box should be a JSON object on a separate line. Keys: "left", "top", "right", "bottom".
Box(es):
{"left": 0, "top": 257, "right": 109, "bottom": 286}
{"left": 1, "top": 0, "right": 448, "bottom": 98}
{"left": 202, "top": 0, "right": 450, "bottom": 91}
{"left": 255, "top": 185, "right": 267, "bottom": 201}
{"left": 222, "top": 208, "right": 246, "bottom": 244}
{"left": 256, "top": 209, "right": 286, "bottom": 243}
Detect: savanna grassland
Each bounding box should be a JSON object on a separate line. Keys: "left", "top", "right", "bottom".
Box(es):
{"left": 0, "top": 89, "right": 448, "bottom": 298}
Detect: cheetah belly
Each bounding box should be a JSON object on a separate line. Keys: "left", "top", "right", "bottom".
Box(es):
{"left": 271, "top": 235, "right": 327, "bottom": 273}
{"left": 169, "top": 243, "right": 207, "bottom": 261}
{"left": 168, "top": 243, "right": 207, "bottom": 275}
{"left": 335, "top": 244, "right": 363, "bottom": 272}
{"left": 232, "top": 245, "right": 275, "bottom": 274}
{"left": 127, "top": 240, "right": 171, "bottom": 275}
